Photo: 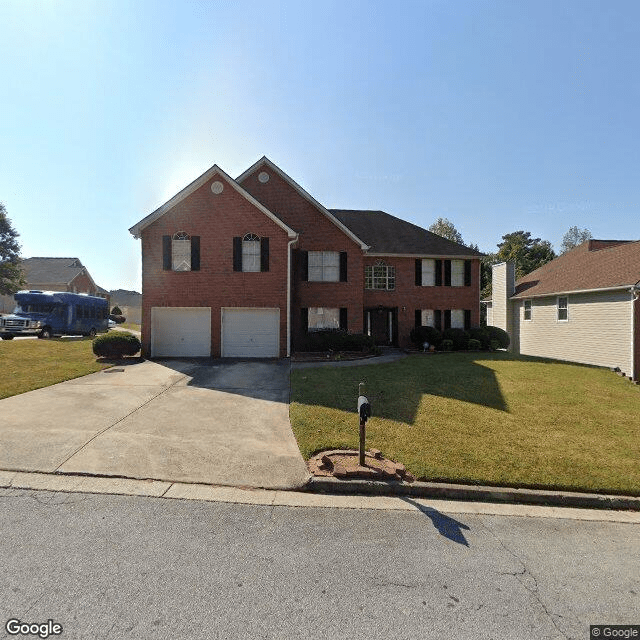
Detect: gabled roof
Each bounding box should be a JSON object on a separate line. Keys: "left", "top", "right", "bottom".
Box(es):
{"left": 330, "top": 210, "right": 485, "bottom": 258}
{"left": 512, "top": 239, "right": 640, "bottom": 298}
{"left": 237, "top": 157, "right": 369, "bottom": 250}
{"left": 129, "top": 164, "right": 297, "bottom": 239}
{"left": 22, "top": 257, "right": 91, "bottom": 286}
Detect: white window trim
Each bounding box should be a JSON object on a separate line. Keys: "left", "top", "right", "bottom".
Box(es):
{"left": 451, "top": 260, "right": 465, "bottom": 287}
{"left": 523, "top": 299, "right": 532, "bottom": 322}
{"left": 365, "top": 260, "right": 396, "bottom": 291}
{"left": 242, "top": 233, "right": 261, "bottom": 273}
{"left": 308, "top": 307, "right": 340, "bottom": 332}
{"left": 450, "top": 309, "right": 465, "bottom": 329}
{"left": 557, "top": 296, "right": 569, "bottom": 322}
{"left": 421, "top": 259, "right": 435, "bottom": 287}
{"left": 308, "top": 251, "right": 340, "bottom": 282}
{"left": 172, "top": 232, "right": 191, "bottom": 272}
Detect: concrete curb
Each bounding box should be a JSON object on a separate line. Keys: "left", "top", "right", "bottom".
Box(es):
{"left": 304, "top": 477, "right": 640, "bottom": 511}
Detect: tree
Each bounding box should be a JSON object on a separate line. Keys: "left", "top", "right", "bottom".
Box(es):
{"left": 560, "top": 226, "right": 592, "bottom": 254}
{"left": 428, "top": 217, "right": 464, "bottom": 245}
{"left": 111, "top": 305, "right": 122, "bottom": 315}
{"left": 0, "top": 203, "right": 25, "bottom": 296}
{"left": 482, "top": 230, "right": 556, "bottom": 302}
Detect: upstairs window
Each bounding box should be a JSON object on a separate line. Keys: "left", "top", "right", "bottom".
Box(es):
{"left": 365, "top": 260, "right": 395, "bottom": 290}
{"left": 242, "top": 233, "right": 261, "bottom": 272}
{"left": 308, "top": 251, "right": 339, "bottom": 282}
{"left": 163, "top": 232, "right": 200, "bottom": 272}
{"left": 524, "top": 300, "right": 532, "bottom": 321}
{"left": 557, "top": 297, "right": 568, "bottom": 321}
{"left": 172, "top": 232, "right": 191, "bottom": 271}
{"left": 451, "top": 260, "right": 465, "bottom": 287}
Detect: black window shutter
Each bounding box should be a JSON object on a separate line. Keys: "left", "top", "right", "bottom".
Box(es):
{"left": 444, "top": 260, "right": 452, "bottom": 286}
{"left": 340, "top": 252, "right": 348, "bottom": 282}
{"left": 464, "top": 260, "right": 472, "bottom": 286}
{"left": 444, "top": 310, "right": 452, "bottom": 330}
{"left": 162, "top": 235, "right": 171, "bottom": 271}
{"left": 464, "top": 310, "right": 471, "bottom": 330}
{"left": 260, "top": 237, "right": 270, "bottom": 272}
{"left": 301, "top": 308, "right": 308, "bottom": 333}
{"left": 415, "top": 259, "right": 422, "bottom": 286}
{"left": 191, "top": 236, "right": 200, "bottom": 271}
{"left": 340, "top": 308, "right": 348, "bottom": 330}
{"left": 300, "top": 251, "right": 309, "bottom": 281}
{"left": 434, "top": 310, "right": 442, "bottom": 331}
{"left": 435, "top": 259, "right": 442, "bottom": 286}
{"left": 233, "top": 237, "right": 242, "bottom": 272}
{"left": 415, "top": 309, "right": 421, "bottom": 328}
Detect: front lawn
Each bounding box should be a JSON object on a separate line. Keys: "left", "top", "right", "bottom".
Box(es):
{"left": 290, "top": 353, "right": 640, "bottom": 494}
{"left": 0, "top": 338, "right": 110, "bottom": 399}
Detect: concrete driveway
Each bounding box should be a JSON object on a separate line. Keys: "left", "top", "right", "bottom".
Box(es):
{"left": 0, "top": 360, "right": 310, "bottom": 490}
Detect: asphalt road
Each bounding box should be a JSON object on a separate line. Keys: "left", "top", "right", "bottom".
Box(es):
{"left": 0, "top": 488, "right": 637, "bottom": 640}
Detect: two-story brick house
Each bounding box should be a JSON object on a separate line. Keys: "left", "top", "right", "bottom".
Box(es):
{"left": 129, "top": 157, "right": 483, "bottom": 358}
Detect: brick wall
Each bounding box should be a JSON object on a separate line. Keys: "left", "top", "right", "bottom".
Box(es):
{"left": 239, "top": 166, "right": 364, "bottom": 348}
{"left": 140, "top": 175, "right": 290, "bottom": 357}
{"left": 363, "top": 256, "right": 481, "bottom": 348}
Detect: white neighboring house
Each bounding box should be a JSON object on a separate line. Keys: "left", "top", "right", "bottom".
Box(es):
{"left": 487, "top": 240, "right": 640, "bottom": 381}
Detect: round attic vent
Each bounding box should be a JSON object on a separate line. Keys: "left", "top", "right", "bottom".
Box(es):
{"left": 211, "top": 180, "right": 224, "bottom": 194}
{"left": 258, "top": 171, "right": 270, "bottom": 183}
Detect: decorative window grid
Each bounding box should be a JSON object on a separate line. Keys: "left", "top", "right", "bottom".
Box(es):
{"left": 365, "top": 260, "right": 395, "bottom": 290}
{"left": 242, "top": 233, "right": 261, "bottom": 273}
{"left": 172, "top": 232, "right": 191, "bottom": 271}
{"left": 308, "top": 251, "right": 339, "bottom": 282}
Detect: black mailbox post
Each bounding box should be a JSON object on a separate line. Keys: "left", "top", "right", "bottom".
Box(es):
{"left": 357, "top": 384, "right": 371, "bottom": 466}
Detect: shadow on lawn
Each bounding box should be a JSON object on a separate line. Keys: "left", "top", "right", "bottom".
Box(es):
{"left": 297, "top": 353, "right": 509, "bottom": 425}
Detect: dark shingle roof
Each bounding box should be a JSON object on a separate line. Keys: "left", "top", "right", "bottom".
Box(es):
{"left": 513, "top": 240, "right": 640, "bottom": 298}
{"left": 22, "top": 257, "right": 86, "bottom": 285}
{"left": 330, "top": 210, "right": 484, "bottom": 257}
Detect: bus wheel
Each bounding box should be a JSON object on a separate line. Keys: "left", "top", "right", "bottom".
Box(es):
{"left": 88, "top": 328, "right": 97, "bottom": 337}
{"left": 39, "top": 327, "right": 52, "bottom": 339}
{"left": 1, "top": 335, "right": 14, "bottom": 340}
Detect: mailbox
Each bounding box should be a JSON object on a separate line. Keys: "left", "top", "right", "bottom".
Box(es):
{"left": 357, "top": 395, "right": 371, "bottom": 422}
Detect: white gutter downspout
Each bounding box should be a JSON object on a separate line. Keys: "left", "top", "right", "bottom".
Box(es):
{"left": 632, "top": 285, "right": 640, "bottom": 381}
{"left": 286, "top": 236, "right": 299, "bottom": 357}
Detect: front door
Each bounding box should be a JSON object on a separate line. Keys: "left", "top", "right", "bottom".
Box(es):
{"left": 365, "top": 307, "right": 397, "bottom": 346}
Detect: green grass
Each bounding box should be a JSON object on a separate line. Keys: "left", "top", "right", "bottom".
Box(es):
{"left": 290, "top": 352, "right": 640, "bottom": 494}
{"left": 119, "top": 322, "right": 141, "bottom": 332}
{"left": 0, "top": 338, "right": 110, "bottom": 399}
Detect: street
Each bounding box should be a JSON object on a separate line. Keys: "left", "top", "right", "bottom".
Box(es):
{"left": 0, "top": 487, "right": 637, "bottom": 640}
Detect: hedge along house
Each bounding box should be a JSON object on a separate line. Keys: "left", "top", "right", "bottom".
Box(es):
{"left": 129, "top": 157, "right": 484, "bottom": 358}
{"left": 489, "top": 240, "right": 640, "bottom": 381}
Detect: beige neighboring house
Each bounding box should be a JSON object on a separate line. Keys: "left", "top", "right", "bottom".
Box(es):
{"left": 0, "top": 257, "right": 108, "bottom": 314}
{"left": 488, "top": 240, "right": 640, "bottom": 381}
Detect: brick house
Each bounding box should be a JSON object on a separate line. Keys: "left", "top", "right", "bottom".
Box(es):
{"left": 0, "top": 257, "right": 108, "bottom": 314}
{"left": 488, "top": 240, "right": 640, "bottom": 381}
{"left": 129, "top": 157, "right": 483, "bottom": 358}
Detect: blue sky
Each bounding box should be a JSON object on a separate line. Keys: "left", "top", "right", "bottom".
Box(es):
{"left": 1, "top": 0, "right": 639, "bottom": 292}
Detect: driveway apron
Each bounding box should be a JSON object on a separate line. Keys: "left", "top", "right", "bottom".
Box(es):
{"left": 0, "top": 360, "right": 310, "bottom": 490}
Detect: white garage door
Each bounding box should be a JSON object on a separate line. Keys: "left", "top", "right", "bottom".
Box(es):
{"left": 151, "top": 307, "right": 211, "bottom": 357}
{"left": 221, "top": 308, "right": 280, "bottom": 358}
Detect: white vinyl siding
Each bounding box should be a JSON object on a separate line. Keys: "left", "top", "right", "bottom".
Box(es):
{"left": 517, "top": 291, "right": 634, "bottom": 376}
{"left": 308, "top": 251, "right": 339, "bottom": 282}
{"left": 421, "top": 259, "right": 435, "bottom": 286}
{"left": 421, "top": 309, "right": 435, "bottom": 327}
{"left": 451, "top": 260, "right": 465, "bottom": 287}
{"left": 451, "top": 309, "right": 465, "bottom": 329}
{"left": 308, "top": 307, "right": 340, "bottom": 331}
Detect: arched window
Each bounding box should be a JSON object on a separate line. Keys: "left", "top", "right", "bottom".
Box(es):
{"left": 172, "top": 232, "right": 191, "bottom": 271}
{"left": 242, "top": 233, "right": 261, "bottom": 272}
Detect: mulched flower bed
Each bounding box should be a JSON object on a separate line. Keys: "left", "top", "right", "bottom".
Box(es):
{"left": 308, "top": 449, "right": 415, "bottom": 482}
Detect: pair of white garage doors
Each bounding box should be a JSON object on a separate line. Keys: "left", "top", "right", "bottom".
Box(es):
{"left": 151, "top": 307, "right": 280, "bottom": 358}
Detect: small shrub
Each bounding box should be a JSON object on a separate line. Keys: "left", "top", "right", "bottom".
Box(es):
{"left": 467, "top": 326, "right": 491, "bottom": 350}
{"left": 297, "top": 330, "right": 375, "bottom": 353}
{"left": 490, "top": 339, "right": 501, "bottom": 351}
{"left": 485, "top": 325, "right": 510, "bottom": 349}
{"left": 111, "top": 305, "right": 122, "bottom": 315}
{"left": 468, "top": 338, "right": 481, "bottom": 350}
{"left": 442, "top": 327, "right": 470, "bottom": 351}
{"left": 93, "top": 332, "right": 141, "bottom": 358}
{"left": 409, "top": 326, "right": 442, "bottom": 349}
{"left": 442, "top": 339, "right": 453, "bottom": 352}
